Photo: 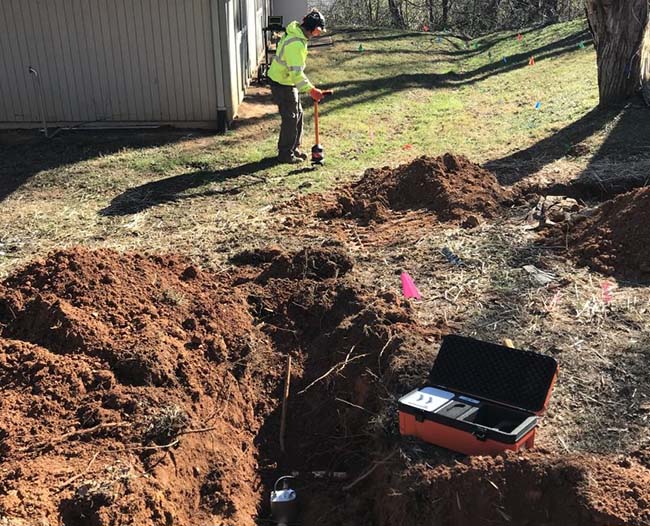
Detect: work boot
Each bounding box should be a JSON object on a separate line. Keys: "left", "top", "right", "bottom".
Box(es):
{"left": 293, "top": 150, "right": 308, "bottom": 161}
{"left": 277, "top": 154, "right": 302, "bottom": 164}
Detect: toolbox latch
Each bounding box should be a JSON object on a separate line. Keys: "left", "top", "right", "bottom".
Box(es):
{"left": 473, "top": 428, "right": 487, "bottom": 442}
{"left": 415, "top": 411, "right": 425, "bottom": 423}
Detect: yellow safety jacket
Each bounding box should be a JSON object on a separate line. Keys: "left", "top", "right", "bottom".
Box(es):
{"left": 268, "top": 21, "right": 314, "bottom": 93}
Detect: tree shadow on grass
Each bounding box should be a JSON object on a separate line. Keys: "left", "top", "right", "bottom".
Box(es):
{"left": 486, "top": 104, "right": 650, "bottom": 193}
{"left": 319, "top": 30, "right": 590, "bottom": 115}
{"left": 0, "top": 129, "right": 194, "bottom": 203}
{"left": 100, "top": 157, "right": 278, "bottom": 216}
{"left": 331, "top": 24, "right": 542, "bottom": 45}
{"left": 485, "top": 106, "right": 618, "bottom": 184}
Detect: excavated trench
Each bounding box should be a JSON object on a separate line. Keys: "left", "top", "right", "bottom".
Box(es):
{"left": 0, "top": 248, "right": 649, "bottom": 526}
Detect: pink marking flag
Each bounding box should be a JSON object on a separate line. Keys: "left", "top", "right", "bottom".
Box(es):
{"left": 401, "top": 272, "right": 422, "bottom": 300}
{"left": 601, "top": 281, "right": 614, "bottom": 304}
{"left": 547, "top": 290, "right": 562, "bottom": 313}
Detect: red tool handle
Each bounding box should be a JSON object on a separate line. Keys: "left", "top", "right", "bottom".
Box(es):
{"left": 314, "top": 100, "right": 320, "bottom": 144}
{"left": 314, "top": 90, "right": 333, "bottom": 145}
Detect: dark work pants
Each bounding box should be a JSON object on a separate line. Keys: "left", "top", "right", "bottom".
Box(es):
{"left": 270, "top": 83, "right": 303, "bottom": 159}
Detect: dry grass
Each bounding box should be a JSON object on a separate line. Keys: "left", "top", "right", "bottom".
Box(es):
{"left": 272, "top": 191, "right": 650, "bottom": 456}
{"left": 0, "top": 20, "right": 601, "bottom": 277}
{"left": 576, "top": 158, "right": 650, "bottom": 192}
{"left": 142, "top": 405, "right": 189, "bottom": 446}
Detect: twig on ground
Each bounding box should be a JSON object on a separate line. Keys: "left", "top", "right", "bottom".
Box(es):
{"left": 290, "top": 470, "right": 348, "bottom": 480}
{"left": 24, "top": 422, "right": 132, "bottom": 453}
{"left": 177, "top": 426, "right": 220, "bottom": 436}
{"left": 280, "top": 355, "right": 292, "bottom": 453}
{"left": 56, "top": 451, "right": 100, "bottom": 492}
{"left": 496, "top": 508, "right": 512, "bottom": 522}
{"left": 335, "top": 397, "right": 377, "bottom": 415}
{"left": 342, "top": 450, "right": 397, "bottom": 491}
{"left": 558, "top": 435, "right": 571, "bottom": 453}
{"left": 298, "top": 346, "right": 369, "bottom": 395}
{"left": 377, "top": 334, "right": 395, "bottom": 371}
{"left": 133, "top": 439, "right": 180, "bottom": 451}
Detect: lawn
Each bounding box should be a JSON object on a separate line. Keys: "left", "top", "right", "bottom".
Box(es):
{"left": 0, "top": 19, "right": 599, "bottom": 277}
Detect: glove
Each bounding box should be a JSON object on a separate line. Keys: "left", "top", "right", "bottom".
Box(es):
{"left": 310, "top": 87, "right": 324, "bottom": 102}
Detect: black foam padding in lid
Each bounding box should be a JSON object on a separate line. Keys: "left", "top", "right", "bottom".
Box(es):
{"left": 428, "top": 335, "right": 558, "bottom": 413}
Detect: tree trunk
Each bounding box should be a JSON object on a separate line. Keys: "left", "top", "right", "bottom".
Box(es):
{"left": 428, "top": 0, "right": 435, "bottom": 27}
{"left": 388, "top": 0, "right": 405, "bottom": 27}
{"left": 471, "top": 0, "right": 480, "bottom": 33}
{"left": 540, "top": 0, "right": 559, "bottom": 24}
{"left": 586, "top": 0, "right": 650, "bottom": 106}
{"left": 442, "top": 0, "right": 450, "bottom": 28}
{"left": 486, "top": 0, "right": 500, "bottom": 30}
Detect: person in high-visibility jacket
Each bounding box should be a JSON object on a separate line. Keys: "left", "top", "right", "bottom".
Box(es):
{"left": 268, "top": 10, "right": 327, "bottom": 164}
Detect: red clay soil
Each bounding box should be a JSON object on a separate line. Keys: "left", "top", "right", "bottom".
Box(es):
{"left": 0, "top": 246, "right": 425, "bottom": 526}
{"left": 376, "top": 449, "right": 650, "bottom": 526}
{"left": 0, "top": 249, "right": 273, "bottom": 526}
{"left": 231, "top": 246, "right": 354, "bottom": 281}
{"left": 316, "top": 153, "right": 507, "bottom": 227}
{"left": 1, "top": 247, "right": 649, "bottom": 526}
{"left": 553, "top": 186, "right": 650, "bottom": 281}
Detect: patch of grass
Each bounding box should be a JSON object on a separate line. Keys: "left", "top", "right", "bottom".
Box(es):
{"left": 142, "top": 405, "right": 189, "bottom": 445}
{"left": 0, "top": 19, "right": 601, "bottom": 277}
{"left": 156, "top": 287, "right": 188, "bottom": 307}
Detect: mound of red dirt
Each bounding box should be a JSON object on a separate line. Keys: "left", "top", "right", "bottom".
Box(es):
{"left": 553, "top": 186, "right": 650, "bottom": 280}
{"left": 0, "top": 249, "right": 274, "bottom": 526}
{"left": 376, "top": 449, "right": 650, "bottom": 526}
{"left": 317, "top": 154, "right": 507, "bottom": 227}
{"left": 0, "top": 246, "right": 424, "bottom": 526}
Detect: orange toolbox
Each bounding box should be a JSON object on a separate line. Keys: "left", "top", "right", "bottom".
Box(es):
{"left": 398, "top": 335, "right": 559, "bottom": 456}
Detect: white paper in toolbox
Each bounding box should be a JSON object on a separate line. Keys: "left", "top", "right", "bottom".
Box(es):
{"left": 399, "top": 387, "right": 454, "bottom": 412}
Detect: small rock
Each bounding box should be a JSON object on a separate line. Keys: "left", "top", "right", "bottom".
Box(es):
{"left": 461, "top": 215, "right": 480, "bottom": 229}
{"left": 181, "top": 266, "right": 199, "bottom": 280}
{"left": 182, "top": 318, "right": 197, "bottom": 331}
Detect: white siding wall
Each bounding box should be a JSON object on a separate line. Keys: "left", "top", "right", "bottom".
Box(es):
{"left": 221, "top": 0, "right": 241, "bottom": 116}
{"left": 0, "top": 0, "right": 238, "bottom": 128}
{"left": 272, "top": 0, "right": 309, "bottom": 27}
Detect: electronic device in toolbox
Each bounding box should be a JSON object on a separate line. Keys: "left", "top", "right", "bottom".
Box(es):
{"left": 398, "top": 334, "right": 559, "bottom": 455}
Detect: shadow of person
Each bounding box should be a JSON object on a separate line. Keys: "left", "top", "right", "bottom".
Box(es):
{"left": 0, "top": 129, "right": 190, "bottom": 203}
{"left": 100, "top": 157, "right": 278, "bottom": 216}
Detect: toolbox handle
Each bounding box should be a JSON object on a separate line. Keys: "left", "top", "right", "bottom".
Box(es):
{"left": 473, "top": 428, "right": 487, "bottom": 441}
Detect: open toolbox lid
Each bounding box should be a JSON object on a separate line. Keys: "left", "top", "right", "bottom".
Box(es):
{"left": 427, "top": 335, "right": 558, "bottom": 414}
